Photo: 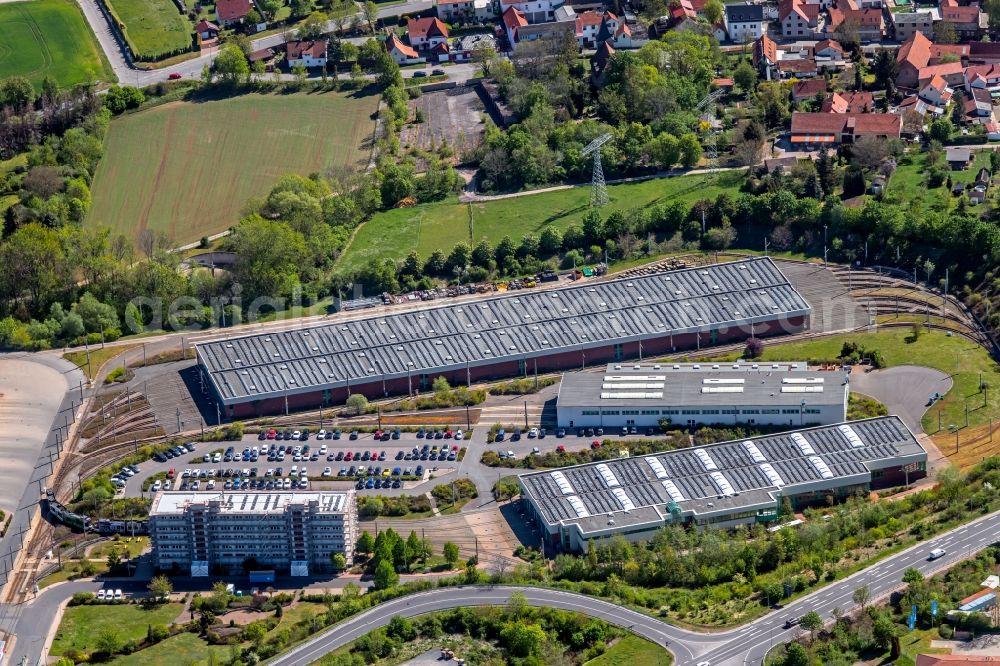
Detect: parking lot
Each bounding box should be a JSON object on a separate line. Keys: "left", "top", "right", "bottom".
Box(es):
{"left": 119, "top": 428, "right": 471, "bottom": 498}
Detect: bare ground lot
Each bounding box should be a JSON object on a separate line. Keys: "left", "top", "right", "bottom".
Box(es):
{"left": 402, "top": 86, "right": 485, "bottom": 162}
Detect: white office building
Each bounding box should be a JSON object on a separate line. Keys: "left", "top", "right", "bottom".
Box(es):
{"left": 555, "top": 362, "right": 849, "bottom": 430}
{"left": 149, "top": 491, "right": 356, "bottom": 576}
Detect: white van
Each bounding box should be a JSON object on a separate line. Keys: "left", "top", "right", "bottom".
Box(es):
{"left": 928, "top": 548, "right": 947, "bottom": 560}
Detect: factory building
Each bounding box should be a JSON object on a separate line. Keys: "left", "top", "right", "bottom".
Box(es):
{"left": 519, "top": 416, "right": 926, "bottom": 552}
{"left": 148, "top": 491, "right": 356, "bottom": 576}
{"left": 556, "top": 362, "right": 849, "bottom": 429}
{"left": 197, "top": 258, "right": 811, "bottom": 418}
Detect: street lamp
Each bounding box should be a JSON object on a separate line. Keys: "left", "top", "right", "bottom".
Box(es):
{"left": 823, "top": 224, "right": 828, "bottom": 266}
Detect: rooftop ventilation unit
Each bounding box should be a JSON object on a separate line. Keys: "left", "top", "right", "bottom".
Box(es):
{"left": 702, "top": 386, "right": 744, "bottom": 394}
{"left": 661, "top": 479, "right": 685, "bottom": 502}
{"left": 742, "top": 440, "right": 766, "bottom": 463}
{"left": 550, "top": 471, "right": 575, "bottom": 496}
{"left": 566, "top": 495, "right": 589, "bottom": 518}
{"left": 645, "top": 456, "right": 668, "bottom": 480}
{"left": 611, "top": 488, "right": 635, "bottom": 511}
{"left": 791, "top": 432, "right": 816, "bottom": 456}
{"left": 703, "top": 378, "right": 745, "bottom": 385}
{"left": 759, "top": 463, "right": 785, "bottom": 487}
{"left": 595, "top": 464, "right": 621, "bottom": 488}
{"left": 838, "top": 424, "right": 865, "bottom": 448}
{"left": 783, "top": 377, "right": 825, "bottom": 384}
{"left": 693, "top": 448, "right": 719, "bottom": 472}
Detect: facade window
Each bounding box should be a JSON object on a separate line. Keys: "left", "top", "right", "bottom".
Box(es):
{"left": 613, "top": 343, "right": 623, "bottom": 361}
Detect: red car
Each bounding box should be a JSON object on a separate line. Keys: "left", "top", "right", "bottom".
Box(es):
{"left": 591, "top": 440, "right": 601, "bottom": 449}
{"left": 444, "top": 430, "right": 454, "bottom": 438}
{"left": 168, "top": 72, "right": 182, "bottom": 80}
{"left": 373, "top": 430, "right": 383, "bottom": 439}
{"left": 345, "top": 452, "right": 354, "bottom": 461}
{"left": 556, "top": 445, "right": 566, "bottom": 453}
{"left": 266, "top": 429, "right": 276, "bottom": 439}
{"left": 167, "top": 468, "right": 176, "bottom": 478}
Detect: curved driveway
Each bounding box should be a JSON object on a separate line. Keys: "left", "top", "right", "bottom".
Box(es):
{"left": 850, "top": 365, "right": 952, "bottom": 434}
{"left": 267, "top": 507, "right": 1000, "bottom": 666}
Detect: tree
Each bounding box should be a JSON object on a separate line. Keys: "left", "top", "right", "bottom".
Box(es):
{"left": 934, "top": 20, "right": 957, "bottom": 44}
{"left": 744, "top": 338, "right": 764, "bottom": 359}
{"left": 373, "top": 558, "right": 399, "bottom": 589}
{"left": 733, "top": 60, "right": 757, "bottom": 94}
{"left": 345, "top": 393, "right": 368, "bottom": 415}
{"left": 297, "top": 11, "right": 328, "bottom": 39}
{"left": 799, "top": 610, "right": 823, "bottom": 640}
{"left": 243, "top": 621, "right": 267, "bottom": 648}
{"left": 732, "top": 120, "right": 766, "bottom": 166}
{"left": 106, "top": 545, "right": 122, "bottom": 572}
{"left": 678, "top": 133, "right": 702, "bottom": 168}
{"left": 406, "top": 531, "right": 422, "bottom": 563}
{"left": 499, "top": 622, "right": 546, "bottom": 657}
{"left": 361, "top": 0, "right": 378, "bottom": 32}
{"left": 928, "top": 117, "right": 953, "bottom": 143}
{"left": 74, "top": 293, "right": 119, "bottom": 334}
{"left": 852, "top": 584, "right": 871, "bottom": 610}
{"left": 703, "top": 0, "right": 724, "bottom": 25}
{"left": 214, "top": 43, "right": 250, "bottom": 85}
{"left": 902, "top": 567, "right": 925, "bottom": 587}
{"left": 148, "top": 575, "right": 173, "bottom": 600}
{"left": 443, "top": 541, "right": 460, "bottom": 566}
{"left": 871, "top": 609, "right": 897, "bottom": 650}
{"left": 95, "top": 626, "right": 122, "bottom": 655}
{"left": 871, "top": 48, "right": 898, "bottom": 89}
{"left": 330, "top": 552, "right": 347, "bottom": 571}
{"left": 0, "top": 76, "right": 34, "bottom": 112}
{"left": 781, "top": 643, "right": 809, "bottom": 666}
{"left": 357, "top": 531, "right": 375, "bottom": 556}
{"left": 291, "top": 62, "right": 309, "bottom": 86}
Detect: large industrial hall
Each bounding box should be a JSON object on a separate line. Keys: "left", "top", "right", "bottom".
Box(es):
{"left": 197, "top": 257, "right": 811, "bottom": 418}
{"left": 519, "top": 416, "right": 927, "bottom": 552}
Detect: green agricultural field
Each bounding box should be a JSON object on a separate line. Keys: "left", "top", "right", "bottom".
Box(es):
{"left": 105, "top": 0, "right": 191, "bottom": 60}
{"left": 335, "top": 170, "right": 747, "bottom": 274}
{"left": 87, "top": 90, "right": 378, "bottom": 245}
{"left": 0, "top": 0, "right": 114, "bottom": 88}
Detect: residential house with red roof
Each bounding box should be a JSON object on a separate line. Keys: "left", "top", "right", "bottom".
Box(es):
{"left": 215, "top": 0, "right": 252, "bottom": 27}
{"left": 384, "top": 32, "right": 422, "bottom": 64}
{"left": 435, "top": 0, "right": 496, "bottom": 22}
{"left": 966, "top": 63, "right": 1000, "bottom": 93}
{"left": 821, "top": 90, "right": 874, "bottom": 112}
{"left": 968, "top": 41, "right": 1000, "bottom": 64}
{"left": 900, "top": 73, "right": 953, "bottom": 116}
{"left": 752, "top": 34, "right": 779, "bottom": 70}
{"left": 963, "top": 86, "right": 993, "bottom": 120}
{"left": 940, "top": 0, "right": 988, "bottom": 40}
{"left": 195, "top": 19, "right": 219, "bottom": 41}
{"left": 814, "top": 38, "right": 844, "bottom": 59}
{"left": 780, "top": 0, "right": 821, "bottom": 37}
{"left": 408, "top": 17, "right": 450, "bottom": 51}
{"left": 896, "top": 32, "right": 968, "bottom": 89}
{"left": 502, "top": 6, "right": 529, "bottom": 45}
{"left": 286, "top": 40, "right": 328, "bottom": 68}
{"left": 792, "top": 78, "right": 828, "bottom": 101}
{"left": 790, "top": 112, "right": 901, "bottom": 146}
{"left": 499, "top": 0, "right": 565, "bottom": 23}
{"left": 827, "top": 7, "right": 884, "bottom": 41}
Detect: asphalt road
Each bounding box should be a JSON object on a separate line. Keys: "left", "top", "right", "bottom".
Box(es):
{"left": 264, "top": 508, "right": 1000, "bottom": 666}
{"left": 850, "top": 366, "right": 953, "bottom": 435}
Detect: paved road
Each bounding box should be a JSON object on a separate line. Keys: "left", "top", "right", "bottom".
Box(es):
{"left": 851, "top": 366, "right": 953, "bottom": 435}
{"left": 264, "top": 507, "right": 1000, "bottom": 666}
{"left": 76, "top": 0, "right": 438, "bottom": 85}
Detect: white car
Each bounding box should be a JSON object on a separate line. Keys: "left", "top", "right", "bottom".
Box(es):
{"left": 163, "top": 480, "right": 172, "bottom": 490}
{"left": 318, "top": 430, "right": 327, "bottom": 439}
{"left": 290, "top": 466, "right": 299, "bottom": 477}
{"left": 152, "top": 480, "right": 162, "bottom": 492}
{"left": 532, "top": 447, "right": 540, "bottom": 454}
{"left": 292, "top": 431, "right": 301, "bottom": 440}
{"left": 322, "top": 467, "right": 332, "bottom": 477}
{"left": 212, "top": 453, "right": 221, "bottom": 463}
{"left": 181, "top": 469, "right": 191, "bottom": 478}
{"left": 507, "top": 451, "right": 515, "bottom": 459}
{"left": 529, "top": 427, "right": 539, "bottom": 438}
{"left": 319, "top": 444, "right": 328, "bottom": 454}
{"left": 283, "top": 478, "right": 292, "bottom": 489}
{"left": 96, "top": 589, "right": 106, "bottom": 600}
{"left": 929, "top": 548, "right": 947, "bottom": 560}
{"left": 113, "top": 589, "right": 123, "bottom": 600}
{"left": 191, "top": 480, "right": 200, "bottom": 490}
{"left": 203, "top": 453, "right": 211, "bottom": 462}
{"left": 455, "top": 430, "right": 464, "bottom": 441}
{"left": 206, "top": 480, "right": 216, "bottom": 490}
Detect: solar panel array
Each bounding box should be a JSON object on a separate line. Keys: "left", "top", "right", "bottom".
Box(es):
{"left": 199, "top": 258, "right": 810, "bottom": 403}
{"left": 520, "top": 416, "right": 923, "bottom": 528}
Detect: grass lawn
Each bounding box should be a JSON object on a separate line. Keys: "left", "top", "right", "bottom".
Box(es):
{"left": 265, "top": 601, "right": 327, "bottom": 638}
{"left": 585, "top": 635, "right": 672, "bottom": 666}
{"left": 109, "top": 631, "right": 232, "bottom": 666}
{"left": 335, "top": 170, "right": 746, "bottom": 274}
{"left": 105, "top": 0, "right": 191, "bottom": 60}
{"left": 64, "top": 344, "right": 139, "bottom": 380}
{"left": 0, "top": 0, "right": 115, "bottom": 88}
{"left": 706, "top": 328, "right": 1000, "bottom": 434}
{"left": 37, "top": 559, "right": 104, "bottom": 589}
{"left": 887, "top": 150, "right": 993, "bottom": 210}
{"left": 50, "top": 602, "right": 184, "bottom": 656}
{"left": 87, "top": 89, "right": 378, "bottom": 246}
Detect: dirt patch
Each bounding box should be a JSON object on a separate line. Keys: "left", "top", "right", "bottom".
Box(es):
{"left": 402, "top": 86, "right": 485, "bottom": 165}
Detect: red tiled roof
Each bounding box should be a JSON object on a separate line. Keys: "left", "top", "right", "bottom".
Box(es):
{"left": 286, "top": 39, "right": 327, "bottom": 60}
{"left": 897, "top": 31, "right": 932, "bottom": 68}
{"left": 713, "top": 77, "right": 735, "bottom": 87}
{"left": 408, "top": 17, "right": 449, "bottom": 40}
{"left": 503, "top": 6, "right": 528, "bottom": 29}
{"left": 216, "top": 0, "right": 251, "bottom": 21}
{"left": 385, "top": 32, "right": 418, "bottom": 58}
{"left": 927, "top": 73, "right": 949, "bottom": 90}
{"left": 917, "top": 60, "right": 965, "bottom": 83}
{"left": 777, "top": 58, "right": 818, "bottom": 72}
{"left": 930, "top": 43, "right": 969, "bottom": 59}
{"left": 842, "top": 8, "right": 882, "bottom": 25}
{"left": 780, "top": 0, "right": 806, "bottom": 21}
{"left": 753, "top": 34, "right": 778, "bottom": 65}
{"left": 792, "top": 78, "right": 827, "bottom": 98}
{"left": 821, "top": 90, "right": 874, "bottom": 112}
{"left": 791, "top": 111, "right": 902, "bottom": 136}
{"left": 815, "top": 38, "right": 844, "bottom": 53}
{"left": 576, "top": 10, "right": 604, "bottom": 28}
{"left": 195, "top": 19, "right": 219, "bottom": 32}
{"left": 942, "top": 4, "right": 981, "bottom": 23}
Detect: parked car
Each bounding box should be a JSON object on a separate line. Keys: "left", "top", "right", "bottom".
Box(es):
{"left": 168, "top": 72, "right": 182, "bottom": 80}
{"left": 413, "top": 70, "right": 427, "bottom": 77}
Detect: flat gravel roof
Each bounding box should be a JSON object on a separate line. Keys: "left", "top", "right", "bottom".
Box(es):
{"left": 198, "top": 257, "right": 810, "bottom": 405}
{"left": 557, "top": 362, "right": 846, "bottom": 408}
{"left": 519, "top": 416, "right": 926, "bottom": 533}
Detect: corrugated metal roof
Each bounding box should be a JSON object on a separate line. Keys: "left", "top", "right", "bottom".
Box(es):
{"left": 198, "top": 258, "right": 810, "bottom": 404}
{"left": 519, "top": 416, "right": 926, "bottom": 531}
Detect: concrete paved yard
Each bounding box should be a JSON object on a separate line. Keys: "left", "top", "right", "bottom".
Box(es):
{"left": 850, "top": 365, "right": 952, "bottom": 435}
{"left": 0, "top": 357, "right": 68, "bottom": 514}
{"left": 402, "top": 86, "right": 485, "bottom": 158}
